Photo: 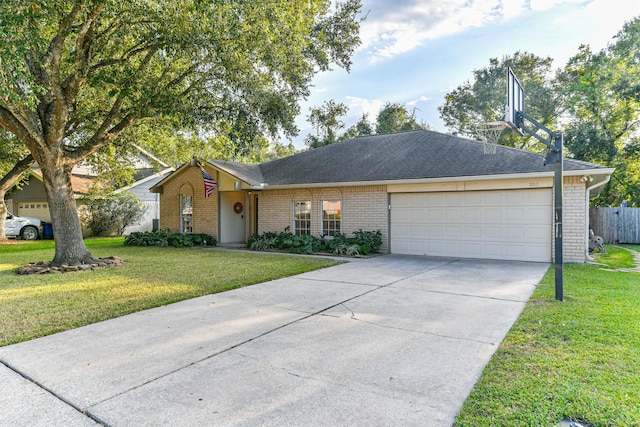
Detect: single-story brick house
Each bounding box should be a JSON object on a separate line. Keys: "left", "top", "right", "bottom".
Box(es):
{"left": 151, "top": 130, "right": 613, "bottom": 263}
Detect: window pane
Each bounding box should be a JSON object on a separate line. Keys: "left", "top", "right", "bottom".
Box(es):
{"left": 322, "top": 200, "right": 341, "bottom": 237}
{"left": 180, "top": 194, "right": 193, "bottom": 234}
{"left": 294, "top": 201, "right": 311, "bottom": 235}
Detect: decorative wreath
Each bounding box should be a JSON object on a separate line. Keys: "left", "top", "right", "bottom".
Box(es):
{"left": 233, "top": 202, "right": 243, "bottom": 214}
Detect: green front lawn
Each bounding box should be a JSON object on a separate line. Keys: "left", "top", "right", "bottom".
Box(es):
{"left": 0, "top": 238, "right": 340, "bottom": 347}
{"left": 455, "top": 245, "right": 640, "bottom": 426}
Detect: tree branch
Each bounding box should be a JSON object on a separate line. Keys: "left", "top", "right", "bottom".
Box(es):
{"left": 63, "top": 4, "right": 104, "bottom": 104}
{"left": 68, "top": 113, "right": 138, "bottom": 163}
{"left": 0, "top": 105, "right": 44, "bottom": 155}
{"left": 0, "top": 154, "right": 35, "bottom": 192}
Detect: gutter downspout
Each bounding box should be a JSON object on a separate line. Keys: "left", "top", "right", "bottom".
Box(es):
{"left": 585, "top": 175, "right": 611, "bottom": 262}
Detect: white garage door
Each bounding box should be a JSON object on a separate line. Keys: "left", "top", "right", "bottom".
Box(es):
{"left": 18, "top": 202, "right": 51, "bottom": 222}
{"left": 390, "top": 188, "right": 552, "bottom": 262}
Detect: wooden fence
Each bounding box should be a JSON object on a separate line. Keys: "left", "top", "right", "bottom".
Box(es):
{"left": 590, "top": 207, "right": 640, "bottom": 244}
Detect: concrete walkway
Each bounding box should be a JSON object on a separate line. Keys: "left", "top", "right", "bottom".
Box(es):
{"left": 0, "top": 255, "right": 548, "bottom": 427}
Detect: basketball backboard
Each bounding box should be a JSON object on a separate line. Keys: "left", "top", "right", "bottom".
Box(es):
{"left": 505, "top": 67, "right": 525, "bottom": 135}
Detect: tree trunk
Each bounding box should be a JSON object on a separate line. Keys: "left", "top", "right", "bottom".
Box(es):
{"left": 41, "top": 164, "right": 98, "bottom": 266}
{"left": 0, "top": 191, "right": 7, "bottom": 241}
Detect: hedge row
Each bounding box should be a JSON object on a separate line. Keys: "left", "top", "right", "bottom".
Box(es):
{"left": 124, "top": 230, "right": 216, "bottom": 248}
{"left": 247, "top": 229, "right": 382, "bottom": 256}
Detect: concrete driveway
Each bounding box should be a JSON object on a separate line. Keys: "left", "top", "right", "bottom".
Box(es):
{"left": 0, "top": 255, "right": 548, "bottom": 427}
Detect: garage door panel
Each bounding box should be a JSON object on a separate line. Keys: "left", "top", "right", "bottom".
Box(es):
{"left": 482, "top": 192, "right": 503, "bottom": 204}
{"left": 525, "top": 226, "right": 549, "bottom": 242}
{"left": 444, "top": 225, "right": 461, "bottom": 238}
{"left": 462, "top": 243, "right": 483, "bottom": 258}
{"left": 527, "top": 190, "right": 551, "bottom": 204}
{"left": 504, "top": 191, "right": 527, "bottom": 205}
{"left": 502, "top": 244, "right": 525, "bottom": 259}
{"left": 426, "top": 208, "right": 443, "bottom": 221}
{"left": 409, "top": 225, "right": 424, "bottom": 237}
{"left": 503, "top": 207, "right": 526, "bottom": 223}
{"left": 443, "top": 242, "right": 462, "bottom": 256}
{"left": 427, "top": 241, "right": 443, "bottom": 254}
{"left": 443, "top": 208, "right": 462, "bottom": 221}
{"left": 482, "top": 207, "right": 503, "bottom": 222}
{"left": 503, "top": 226, "right": 526, "bottom": 240}
{"left": 408, "top": 211, "right": 423, "bottom": 223}
{"left": 526, "top": 207, "right": 551, "bottom": 222}
{"left": 426, "top": 225, "right": 442, "bottom": 237}
{"left": 462, "top": 225, "right": 482, "bottom": 238}
{"left": 391, "top": 189, "right": 551, "bottom": 262}
{"left": 443, "top": 193, "right": 464, "bottom": 205}
{"left": 483, "top": 226, "right": 502, "bottom": 239}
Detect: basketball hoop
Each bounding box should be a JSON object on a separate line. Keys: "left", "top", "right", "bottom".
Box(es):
{"left": 476, "top": 121, "right": 509, "bottom": 154}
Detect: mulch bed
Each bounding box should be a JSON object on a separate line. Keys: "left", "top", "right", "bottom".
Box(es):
{"left": 17, "top": 256, "right": 125, "bottom": 275}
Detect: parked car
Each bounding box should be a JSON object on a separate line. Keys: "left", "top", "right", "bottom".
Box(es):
{"left": 5, "top": 212, "right": 42, "bottom": 240}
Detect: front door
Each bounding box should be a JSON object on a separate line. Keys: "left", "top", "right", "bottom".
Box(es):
{"left": 219, "top": 191, "right": 246, "bottom": 243}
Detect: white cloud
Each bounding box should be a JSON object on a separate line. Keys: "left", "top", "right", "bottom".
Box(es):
{"left": 344, "top": 96, "right": 384, "bottom": 122}
{"left": 406, "top": 95, "right": 429, "bottom": 106}
{"left": 358, "top": 0, "right": 607, "bottom": 62}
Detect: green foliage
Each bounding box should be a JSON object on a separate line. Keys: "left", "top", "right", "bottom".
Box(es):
{"left": 124, "top": 230, "right": 216, "bottom": 248}
{"left": 375, "top": 102, "right": 428, "bottom": 135}
{"left": 80, "top": 189, "right": 147, "bottom": 236}
{"left": 0, "top": 0, "right": 363, "bottom": 264}
{"left": 305, "top": 100, "right": 349, "bottom": 148}
{"left": 248, "top": 229, "right": 382, "bottom": 256}
{"left": 558, "top": 19, "right": 640, "bottom": 206}
{"left": 340, "top": 113, "right": 374, "bottom": 141}
{"left": 304, "top": 99, "right": 430, "bottom": 148}
{"left": 439, "top": 51, "right": 559, "bottom": 151}
{"left": 124, "top": 231, "right": 169, "bottom": 247}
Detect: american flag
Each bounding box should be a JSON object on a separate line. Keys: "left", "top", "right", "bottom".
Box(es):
{"left": 199, "top": 165, "right": 217, "bottom": 197}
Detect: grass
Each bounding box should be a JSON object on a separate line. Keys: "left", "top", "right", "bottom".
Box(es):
{"left": 0, "top": 238, "right": 341, "bottom": 347}
{"left": 455, "top": 245, "right": 640, "bottom": 427}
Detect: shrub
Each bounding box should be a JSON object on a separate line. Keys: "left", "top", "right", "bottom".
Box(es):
{"left": 80, "top": 188, "right": 147, "bottom": 236}
{"left": 125, "top": 230, "right": 216, "bottom": 248}
{"left": 247, "top": 229, "right": 381, "bottom": 257}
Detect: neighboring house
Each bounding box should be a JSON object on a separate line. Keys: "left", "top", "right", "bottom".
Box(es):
{"left": 151, "top": 130, "right": 614, "bottom": 263}
{"left": 6, "top": 146, "right": 173, "bottom": 234}
{"left": 5, "top": 170, "right": 93, "bottom": 222}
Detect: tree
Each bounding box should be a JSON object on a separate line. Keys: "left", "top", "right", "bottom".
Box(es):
{"left": 375, "top": 102, "right": 427, "bottom": 134}
{"left": 305, "top": 100, "right": 349, "bottom": 148}
{"left": 341, "top": 112, "right": 374, "bottom": 140}
{"left": 0, "top": 0, "right": 361, "bottom": 265}
{"left": 558, "top": 18, "right": 640, "bottom": 206}
{"left": 439, "top": 51, "right": 560, "bottom": 150}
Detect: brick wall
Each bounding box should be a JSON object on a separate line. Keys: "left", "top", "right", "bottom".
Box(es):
{"left": 258, "top": 185, "right": 389, "bottom": 252}
{"left": 159, "top": 167, "right": 218, "bottom": 237}
{"left": 554, "top": 176, "right": 586, "bottom": 263}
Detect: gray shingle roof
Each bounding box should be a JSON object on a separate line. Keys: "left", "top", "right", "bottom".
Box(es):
{"left": 210, "top": 130, "right": 609, "bottom": 186}
{"left": 209, "top": 160, "right": 265, "bottom": 185}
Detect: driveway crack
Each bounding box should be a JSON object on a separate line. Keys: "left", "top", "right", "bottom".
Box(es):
{"left": 346, "top": 318, "right": 496, "bottom": 346}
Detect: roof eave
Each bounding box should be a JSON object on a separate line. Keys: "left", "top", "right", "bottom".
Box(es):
{"left": 260, "top": 168, "right": 616, "bottom": 190}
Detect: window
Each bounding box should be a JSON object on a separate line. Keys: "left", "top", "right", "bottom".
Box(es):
{"left": 180, "top": 193, "right": 193, "bottom": 234}
{"left": 322, "top": 200, "right": 341, "bottom": 236}
{"left": 294, "top": 201, "right": 311, "bottom": 235}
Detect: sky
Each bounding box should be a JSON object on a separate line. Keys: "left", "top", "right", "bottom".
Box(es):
{"left": 291, "top": 0, "right": 640, "bottom": 148}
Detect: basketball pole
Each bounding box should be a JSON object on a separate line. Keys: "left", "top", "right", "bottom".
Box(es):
{"left": 515, "top": 111, "right": 564, "bottom": 301}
